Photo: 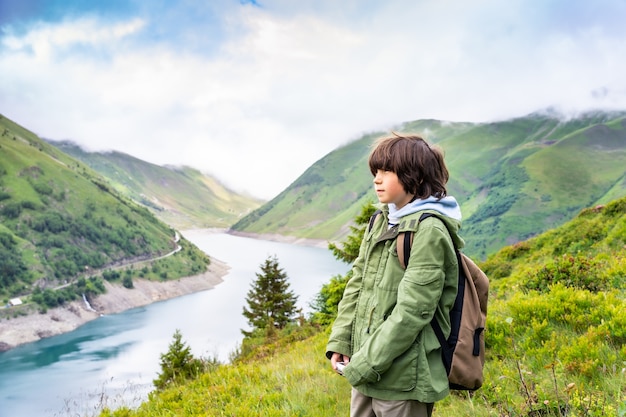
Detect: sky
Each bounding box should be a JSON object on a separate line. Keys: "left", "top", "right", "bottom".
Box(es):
{"left": 1, "top": 0, "right": 626, "bottom": 200}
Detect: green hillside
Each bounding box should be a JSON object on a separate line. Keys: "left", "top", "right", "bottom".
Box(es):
{"left": 47, "top": 140, "right": 263, "bottom": 230}
{"left": 232, "top": 111, "right": 626, "bottom": 259}
{"left": 0, "top": 114, "right": 209, "bottom": 302}
{"left": 101, "top": 196, "right": 626, "bottom": 417}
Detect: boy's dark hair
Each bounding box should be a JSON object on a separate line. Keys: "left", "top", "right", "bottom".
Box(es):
{"left": 369, "top": 132, "right": 449, "bottom": 199}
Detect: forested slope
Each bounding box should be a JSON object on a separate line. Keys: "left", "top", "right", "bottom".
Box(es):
{"left": 0, "top": 114, "right": 208, "bottom": 304}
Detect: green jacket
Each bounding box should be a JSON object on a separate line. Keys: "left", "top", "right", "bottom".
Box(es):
{"left": 326, "top": 207, "right": 463, "bottom": 403}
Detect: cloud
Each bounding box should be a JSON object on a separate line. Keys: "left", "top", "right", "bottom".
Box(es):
{"left": 1, "top": 0, "right": 626, "bottom": 199}
{"left": 2, "top": 17, "right": 144, "bottom": 56}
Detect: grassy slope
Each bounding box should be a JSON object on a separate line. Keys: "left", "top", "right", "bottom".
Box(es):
{"left": 0, "top": 114, "right": 209, "bottom": 299}
{"left": 232, "top": 111, "right": 626, "bottom": 259}
{"left": 103, "top": 330, "right": 351, "bottom": 417}
{"left": 104, "top": 196, "right": 626, "bottom": 417}
{"left": 48, "top": 140, "right": 264, "bottom": 230}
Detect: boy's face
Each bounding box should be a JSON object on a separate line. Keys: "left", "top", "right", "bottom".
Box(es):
{"left": 373, "top": 169, "right": 414, "bottom": 209}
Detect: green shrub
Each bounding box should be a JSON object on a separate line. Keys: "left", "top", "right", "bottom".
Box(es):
{"left": 2, "top": 202, "right": 22, "bottom": 218}
{"left": 31, "top": 181, "right": 53, "bottom": 196}
{"left": 310, "top": 273, "right": 349, "bottom": 325}
{"left": 102, "top": 270, "right": 121, "bottom": 281}
{"left": 524, "top": 254, "right": 609, "bottom": 292}
{"left": 122, "top": 275, "right": 133, "bottom": 289}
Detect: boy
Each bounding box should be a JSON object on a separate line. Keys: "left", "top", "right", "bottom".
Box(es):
{"left": 326, "top": 133, "right": 463, "bottom": 417}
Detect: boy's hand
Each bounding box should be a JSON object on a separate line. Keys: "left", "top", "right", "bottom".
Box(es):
{"left": 330, "top": 352, "right": 350, "bottom": 374}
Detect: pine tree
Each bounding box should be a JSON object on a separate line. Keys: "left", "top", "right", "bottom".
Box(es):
{"left": 242, "top": 255, "right": 298, "bottom": 336}
{"left": 153, "top": 329, "right": 202, "bottom": 390}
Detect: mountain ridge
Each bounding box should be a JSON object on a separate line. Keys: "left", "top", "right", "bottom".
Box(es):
{"left": 232, "top": 110, "right": 626, "bottom": 259}
{"left": 46, "top": 140, "right": 264, "bottom": 230}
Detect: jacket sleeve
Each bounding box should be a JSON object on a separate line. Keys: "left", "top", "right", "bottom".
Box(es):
{"left": 325, "top": 227, "right": 370, "bottom": 359}
{"left": 344, "top": 220, "right": 451, "bottom": 385}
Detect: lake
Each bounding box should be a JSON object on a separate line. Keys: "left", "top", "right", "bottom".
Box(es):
{"left": 0, "top": 232, "right": 350, "bottom": 417}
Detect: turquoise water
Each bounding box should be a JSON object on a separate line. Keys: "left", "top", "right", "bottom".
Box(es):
{"left": 0, "top": 232, "right": 350, "bottom": 416}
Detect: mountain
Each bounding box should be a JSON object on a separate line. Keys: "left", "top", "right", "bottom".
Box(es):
{"left": 232, "top": 110, "right": 626, "bottom": 259}
{"left": 0, "top": 114, "right": 206, "bottom": 300}
{"left": 46, "top": 140, "right": 264, "bottom": 230}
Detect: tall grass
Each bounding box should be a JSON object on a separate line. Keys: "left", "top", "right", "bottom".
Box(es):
{"left": 101, "top": 328, "right": 351, "bottom": 417}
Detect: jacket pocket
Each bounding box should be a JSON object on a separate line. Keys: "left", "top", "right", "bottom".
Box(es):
{"left": 374, "top": 338, "right": 419, "bottom": 392}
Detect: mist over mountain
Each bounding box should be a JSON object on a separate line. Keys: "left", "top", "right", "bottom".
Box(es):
{"left": 6, "top": 109, "right": 625, "bottom": 262}
{"left": 45, "top": 140, "right": 264, "bottom": 230}
{"left": 232, "top": 110, "right": 626, "bottom": 259}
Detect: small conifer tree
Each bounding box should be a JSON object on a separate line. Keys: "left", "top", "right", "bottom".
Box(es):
{"left": 153, "top": 329, "right": 202, "bottom": 390}
{"left": 242, "top": 255, "right": 298, "bottom": 337}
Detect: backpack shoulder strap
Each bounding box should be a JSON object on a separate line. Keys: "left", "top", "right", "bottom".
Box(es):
{"left": 397, "top": 212, "right": 455, "bottom": 269}
{"left": 368, "top": 209, "right": 383, "bottom": 233}
{"left": 417, "top": 212, "right": 456, "bottom": 248}
{"left": 397, "top": 232, "right": 413, "bottom": 269}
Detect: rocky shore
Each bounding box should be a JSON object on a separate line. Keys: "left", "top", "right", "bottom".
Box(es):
{"left": 0, "top": 257, "right": 230, "bottom": 352}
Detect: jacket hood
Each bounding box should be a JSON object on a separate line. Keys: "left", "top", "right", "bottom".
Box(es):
{"left": 381, "top": 196, "right": 464, "bottom": 250}
{"left": 387, "top": 196, "right": 462, "bottom": 226}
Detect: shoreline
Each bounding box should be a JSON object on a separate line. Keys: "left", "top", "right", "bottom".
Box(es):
{"left": 0, "top": 257, "right": 230, "bottom": 352}
{"left": 0, "top": 228, "right": 330, "bottom": 352}
{"left": 181, "top": 227, "right": 329, "bottom": 249}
